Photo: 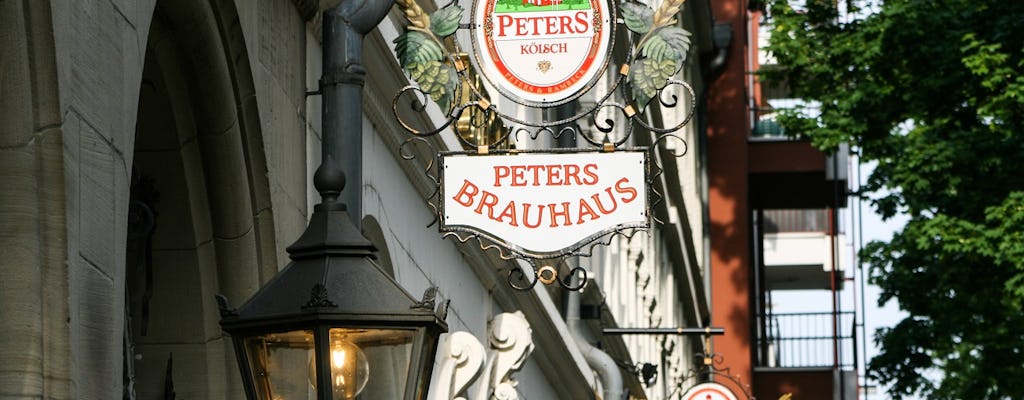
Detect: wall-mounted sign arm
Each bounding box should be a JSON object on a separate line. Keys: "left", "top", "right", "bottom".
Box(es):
{"left": 602, "top": 327, "right": 725, "bottom": 336}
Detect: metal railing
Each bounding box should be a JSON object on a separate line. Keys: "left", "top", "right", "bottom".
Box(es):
{"left": 756, "top": 311, "right": 856, "bottom": 369}
{"left": 762, "top": 209, "right": 830, "bottom": 233}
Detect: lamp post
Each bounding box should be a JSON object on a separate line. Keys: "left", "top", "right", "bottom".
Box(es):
{"left": 217, "top": 1, "right": 448, "bottom": 399}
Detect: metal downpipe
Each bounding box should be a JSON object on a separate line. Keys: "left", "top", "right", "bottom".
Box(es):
{"left": 320, "top": 0, "right": 394, "bottom": 223}
{"left": 566, "top": 277, "right": 624, "bottom": 400}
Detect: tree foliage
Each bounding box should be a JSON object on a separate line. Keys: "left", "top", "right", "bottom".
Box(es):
{"left": 762, "top": 0, "right": 1024, "bottom": 398}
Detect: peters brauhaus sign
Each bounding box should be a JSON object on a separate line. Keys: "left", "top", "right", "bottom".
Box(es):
{"left": 441, "top": 151, "right": 648, "bottom": 257}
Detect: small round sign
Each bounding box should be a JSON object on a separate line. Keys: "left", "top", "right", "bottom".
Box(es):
{"left": 681, "top": 382, "right": 740, "bottom": 400}
{"left": 472, "top": 0, "right": 613, "bottom": 105}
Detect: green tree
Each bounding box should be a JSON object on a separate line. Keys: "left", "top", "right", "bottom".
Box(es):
{"left": 762, "top": 0, "right": 1024, "bottom": 398}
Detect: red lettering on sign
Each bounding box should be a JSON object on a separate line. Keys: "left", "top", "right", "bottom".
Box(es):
{"left": 497, "top": 200, "right": 519, "bottom": 226}
{"left": 475, "top": 191, "right": 499, "bottom": 218}
{"left": 615, "top": 177, "right": 638, "bottom": 203}
{"left": 521, "top": 203, "right": 546, "bottom": 228}
{"left": 448, "top": 162, "right": 642, "bottom": 231}
{"left": 546, "top": 165, "right": 561, "bottom": 185}
{"left": 591, "top": 187, "right": 618, "bottom": 214}
{"left": 492, "top": 164, "right": 604, "bottom": 187}
{"left": 549, "top": 202, "right": 573, "bottom": 227}
{"left": 494, "top": 13, "right": 591, "bottom": 37}
{"left": 453, "top": 179, "right": 479, "bottom": 206}
{"left": 565, "top": 164, "right": 582, "bottom": 185}
{"left": 493, "top": 166, "right": 510, "bottom": 186}
{"left": 583, "top": 163, "right": 599, "bottom": 185}
{"left": 577, "top": 197, "right": 600, "bottom": 224}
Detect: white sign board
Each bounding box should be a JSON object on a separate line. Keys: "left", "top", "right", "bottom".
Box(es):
{"left": 472, "top": 0, "right": 612, "bottom": 104}
{"left": 441, "top": 151, "right": 647, "bottom": 255}
{"left": 681, "top": 382, "right": 740, "bottom": 400}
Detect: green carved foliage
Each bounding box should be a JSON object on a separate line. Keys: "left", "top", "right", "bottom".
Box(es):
{"left": 620, "top": 1, "right": 692, "bottom": 109}
{"left": 629, "top": 58, "right": 678, "bottom": 109}
{"left": 620, "top": 2, "right": 654, "bottom": 34}
{"left": 629, "top": 26, "right": 691, "bottom": 109}
{"left": 394, "top": 31, "right": 443, "bottom": 66}
{"left": 654, "top": 27, "right": 692, "bottom": 61}
{"left": 430, "top": 5, "right": 463, "bottom": 37}
{"left": 408, "top": 61, "right": 456, "bottom": 108}
{"left": 393, "top": 3, "right": 465, "bottom": 110}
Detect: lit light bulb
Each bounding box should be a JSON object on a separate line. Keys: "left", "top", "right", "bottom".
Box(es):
{"left": 329, "top": 340, "right": 369, "bottom": 399}
{"left": 307, "top": 340, "right": 369, "bottom": 399}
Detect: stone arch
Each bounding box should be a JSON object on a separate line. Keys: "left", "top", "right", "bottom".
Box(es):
{"left": 124, "top": 0, "right": 277, "bottom": 398}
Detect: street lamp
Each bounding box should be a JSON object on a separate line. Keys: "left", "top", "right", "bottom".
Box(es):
{"left": 218, "top": 2, "right": 448, "bottom": 399}
{"left": 217, "top": 196, "right": 448, "bottom": 400}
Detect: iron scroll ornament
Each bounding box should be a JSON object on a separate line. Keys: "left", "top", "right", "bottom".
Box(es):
{"left": 391, "top": 0, "right": 696, "bottom": 290}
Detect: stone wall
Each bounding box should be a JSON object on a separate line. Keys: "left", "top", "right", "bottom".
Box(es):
{"left": 1, "top": 1, "right": 70, "bottom": 398}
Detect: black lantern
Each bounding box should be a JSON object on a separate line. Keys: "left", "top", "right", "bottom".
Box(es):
{"left": 217, "top": 196, "right": 448, "bottom": 400}
{"left": 218, "top": 2, "right": 447, "bottom": 398}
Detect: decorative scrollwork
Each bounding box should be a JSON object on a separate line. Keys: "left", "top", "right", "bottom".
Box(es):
{"left": 557, "top": 265, "right": 588, "bottom": 291}
{"left": 411, "top": 286, "right": 439, "bottom": 310}
{"left": 215, "top": 294, "right": 238, "bottom": 318}
{"left": 507, "top": 261, "right": 588, "bottom": 292}
{"left": 302, "top": 284, "right": 338, "bottom": 309}
{"left": 671, "top": 347, "right": 757, "bottom": 400}
{"left": 507, "top": 267, "right": 537, "bottom": 291}
{"left": 653, "top": 133, "right": 690, "bottom": 159}
{"left": 399, "top": 137, "right": 442, "bottom": 227}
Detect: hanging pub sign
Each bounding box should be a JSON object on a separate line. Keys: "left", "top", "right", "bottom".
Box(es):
{"left": 440, "top": 150, "right": 648, "bottom": 257}
{"left": 390, "top": 0, "right": 693, "bottom": 287}
{"left": 471, "top": 0, "right": 613, "bottom": 105}
{"left": 681, "top": 382, "right": 740, "bottom": 400}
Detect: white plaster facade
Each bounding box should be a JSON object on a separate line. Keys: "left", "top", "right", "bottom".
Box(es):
{"left": 0, "top": 0, "right": 716, "bottom": 399}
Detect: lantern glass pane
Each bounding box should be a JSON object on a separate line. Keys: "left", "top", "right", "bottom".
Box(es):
{"left": 243, "top": 330, "right": 316, "bottom": 400}
{"left": 328, "top": 327, "right": 416, "bottom": 399}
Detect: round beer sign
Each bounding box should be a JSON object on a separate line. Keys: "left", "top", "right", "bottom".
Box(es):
{"left": 472, "top": 0, "right": 613, "bottom": 105}
{"left": 681, "top": 382, "right": 740, "bottom": 400}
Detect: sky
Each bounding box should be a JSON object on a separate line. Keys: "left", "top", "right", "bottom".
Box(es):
{"left": 854, "top": 160, "right": 911, "bottom": 400}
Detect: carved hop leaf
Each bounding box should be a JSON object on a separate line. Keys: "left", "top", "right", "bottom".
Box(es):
{"left": 394, "top": 31, "right": 443, "bottom": 67}
{"left": 629, "top": 26, "right": 690, "bottom": 108}
{"left": 430, "top": 4, "right": 464, "bottom": 37}
{"left": 641, "top": 27, "right": 692, "bottom": 63}
{"left": 630, "top": 57, "right": 678, "bottom": 109}
{"left": 620, "top": 2, "right": 654, "bottom": 34}
{"left": 656, "top": 26, "right": 692, "bottom": 63}
{"left": 394, "top": 1, "right": 459, "bottom": 110}
{"left": 408, "top": 60, "right": 457, "bottom": 109}
{"left": 641, "top": 33, "right": 678, "bottom": 62}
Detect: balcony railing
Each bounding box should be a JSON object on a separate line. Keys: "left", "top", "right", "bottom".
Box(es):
{"left": 762, "top": 209, "right": 829, "bottom": 233}
{"left": 755, "top": 311, "right": 856, "bottom": 369}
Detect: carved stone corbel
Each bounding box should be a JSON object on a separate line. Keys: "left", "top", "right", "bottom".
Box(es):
{"left": 475, "top": 311, "right": 534, "bottom": 400}
{"left": 430, "top": 332, "right": 486, "bottom": 400}
{"left": 429, "top": 311, "right": 535, "bottom": 400}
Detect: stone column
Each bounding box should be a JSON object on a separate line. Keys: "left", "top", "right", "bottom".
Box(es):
{"left": 0, "top": 1, "right": 71, "bottom": 399}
